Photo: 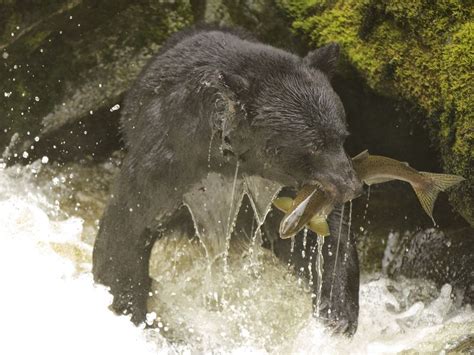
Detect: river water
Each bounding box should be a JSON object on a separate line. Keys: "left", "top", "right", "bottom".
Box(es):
{"left": 0, "top": 159, "right": 472, "bottom": 354}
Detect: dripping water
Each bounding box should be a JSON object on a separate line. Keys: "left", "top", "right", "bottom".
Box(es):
{"left": 243, "top": 176, "right": 282, "bottom": 270}
{"left": 207, "top": 130, "right": 216, "bottom": 169}
{"left": 362, "top": 185, "right": 371, "bottom": 221}
{"left": 287, "top": 236, "right": 296, "bottom": 269}
{"left": 343, "top": 201, "right": 353, "bottom": 264}
{"left": 246, "top": 215, "right": 263, "bottom": 272}
{"left": 223, "top": 160, "right": 240, "bottom": 274}
{"left": 329, "top": 203, "right": 345, "bottom": 303}
{"left": 302, "top": 228, "right": 308, "bottom": 259}
{"left": 308, "top": 243, "right": 316, "bottom": 287}
{"left": 314, "top": 234, "right": 325, "bottom": 317}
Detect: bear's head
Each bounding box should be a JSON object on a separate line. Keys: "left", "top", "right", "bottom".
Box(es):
{"left": 213, "top": 43, "right": 362, "bottom": 204}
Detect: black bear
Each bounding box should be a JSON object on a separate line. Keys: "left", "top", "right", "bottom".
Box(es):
{"left": 92, "top": 27, "right": 362, "bottom": 335}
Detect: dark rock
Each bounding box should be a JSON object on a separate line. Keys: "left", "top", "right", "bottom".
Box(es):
{"left": 0, "top": 0, "right": 193, "bottom": 163}
{"left": 382, "top": 226, "right": 474, "bottom": 305}
{"left": 0, "top": 0, "right": 302, "bottom": 165}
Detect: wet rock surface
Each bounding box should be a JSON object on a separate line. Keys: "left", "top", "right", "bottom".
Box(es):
{"left": 382, "top": 227, "right": 474, "bottom": 305}
{"left": 0, "top": 0, "right": 193, "bottom": 163}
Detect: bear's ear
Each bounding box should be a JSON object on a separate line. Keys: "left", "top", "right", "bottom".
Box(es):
{"left": 303, "top": 43, "right": 340, "bottom": 78}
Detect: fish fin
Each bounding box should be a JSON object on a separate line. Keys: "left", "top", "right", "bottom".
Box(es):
{"left": 413, "top": 186, "right": 438, "bottom": 224}
{"left": 419, "top": 172, "right": 465, "bottom": 191}
{"left": 352, "top": 149, "right": 369, "bottom": 161}
{"left": 308, "top": 215, "right": 331, "bottom": 237}
{"left": 272, "top": 197, "right": 293, "bottom": 213}
{"left": 414, "top": 172, "right": 465, "bottom": 224}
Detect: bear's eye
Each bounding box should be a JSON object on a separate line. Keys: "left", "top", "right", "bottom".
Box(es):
{"left": 307, "top": 142, "right": 324, "bottom": 156}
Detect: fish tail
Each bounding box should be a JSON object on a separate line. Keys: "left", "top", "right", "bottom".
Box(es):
{"left": 414, "top": 172, "right": 465, "bottom": 223}
{"left": 420, "top": 172, "right": 465, "bottom": 191}
{"left": 308, "top": 215, "right": 331, "bottom": 237}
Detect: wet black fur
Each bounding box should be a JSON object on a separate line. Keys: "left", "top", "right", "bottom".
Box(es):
{"left": 92, "top": 27, "right": 361, "bottom": 335}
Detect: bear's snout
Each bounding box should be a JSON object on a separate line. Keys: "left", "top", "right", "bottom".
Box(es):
{"left": 305, "top": 150, "right": 363, "bottom": 204}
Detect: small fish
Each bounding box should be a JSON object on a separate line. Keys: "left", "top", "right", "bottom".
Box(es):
{"left": 352, "top": 150, "right": 465, "bottom": 223}
{"left": 273, "top": 186, "right": 332, "bottom": 239}
{"left": 276, "top": 150, "right": 465, "bottom": 239}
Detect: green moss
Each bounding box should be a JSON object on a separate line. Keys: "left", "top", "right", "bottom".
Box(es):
{"left": 276, "top": 0, "right": 326, "bottom": 18}
{"left": 279, "top": 0, "right": 474, "bottom": 225}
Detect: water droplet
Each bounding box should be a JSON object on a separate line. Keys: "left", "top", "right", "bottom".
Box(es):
{"left": 110, "top": 104, "right": 120, "bottom": 112}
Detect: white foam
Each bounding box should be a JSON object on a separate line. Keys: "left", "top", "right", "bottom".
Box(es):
{"left": 0, "top": 166, "right": 166, "bottom": 355}
{"left": 0, "top": 162, "right": 472, "bottom": 354}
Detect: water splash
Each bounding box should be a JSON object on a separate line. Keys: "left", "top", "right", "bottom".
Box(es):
{"left": 148, "top": 231, "right": 311, "bottom": 352}
{"left": 1, "top": 161, "right": 473, "bottom": 354}
{"left": 243, "top": 174, "right": 282, "bottom": 268}
{"left": 183, "top": 172, "right": 244, "bottom": 263}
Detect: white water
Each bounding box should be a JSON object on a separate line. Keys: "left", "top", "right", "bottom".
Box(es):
{"left": 0, "top": 160, "right": 473, "bottom": 354}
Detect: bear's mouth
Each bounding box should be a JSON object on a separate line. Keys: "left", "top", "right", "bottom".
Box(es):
{"left": 301, "top": 178, "right": 340, "bottom": 203}
{"left": 302, "top": 173, "right": 361, "bottom": 204}
{"left": 302, "top": 179, "right": 324, "bottom": 191}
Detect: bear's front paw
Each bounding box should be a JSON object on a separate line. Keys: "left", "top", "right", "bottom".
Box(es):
{"left": 315, "top": 300, "right": 358, "bottom": 336}
{"left": 110, "top": 289, "right": 148, "bottom": 325}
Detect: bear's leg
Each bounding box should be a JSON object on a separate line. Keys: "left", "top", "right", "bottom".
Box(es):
{"left": 317, "top": 205, "right": 359, "bottom": 335}
{"left": 92, "top": 158, "right": 178, "bottom": 324}
{"left": 269, "top": 205, "right": 359, "bottom": 336}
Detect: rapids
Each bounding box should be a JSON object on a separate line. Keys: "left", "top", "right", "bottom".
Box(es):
{"left": 0, "top": 159, "right": 472, "bottom": 354}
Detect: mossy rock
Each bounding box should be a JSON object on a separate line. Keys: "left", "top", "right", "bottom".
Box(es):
{"left": 277, "top": 0, "right": 473, "bottom": 225}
